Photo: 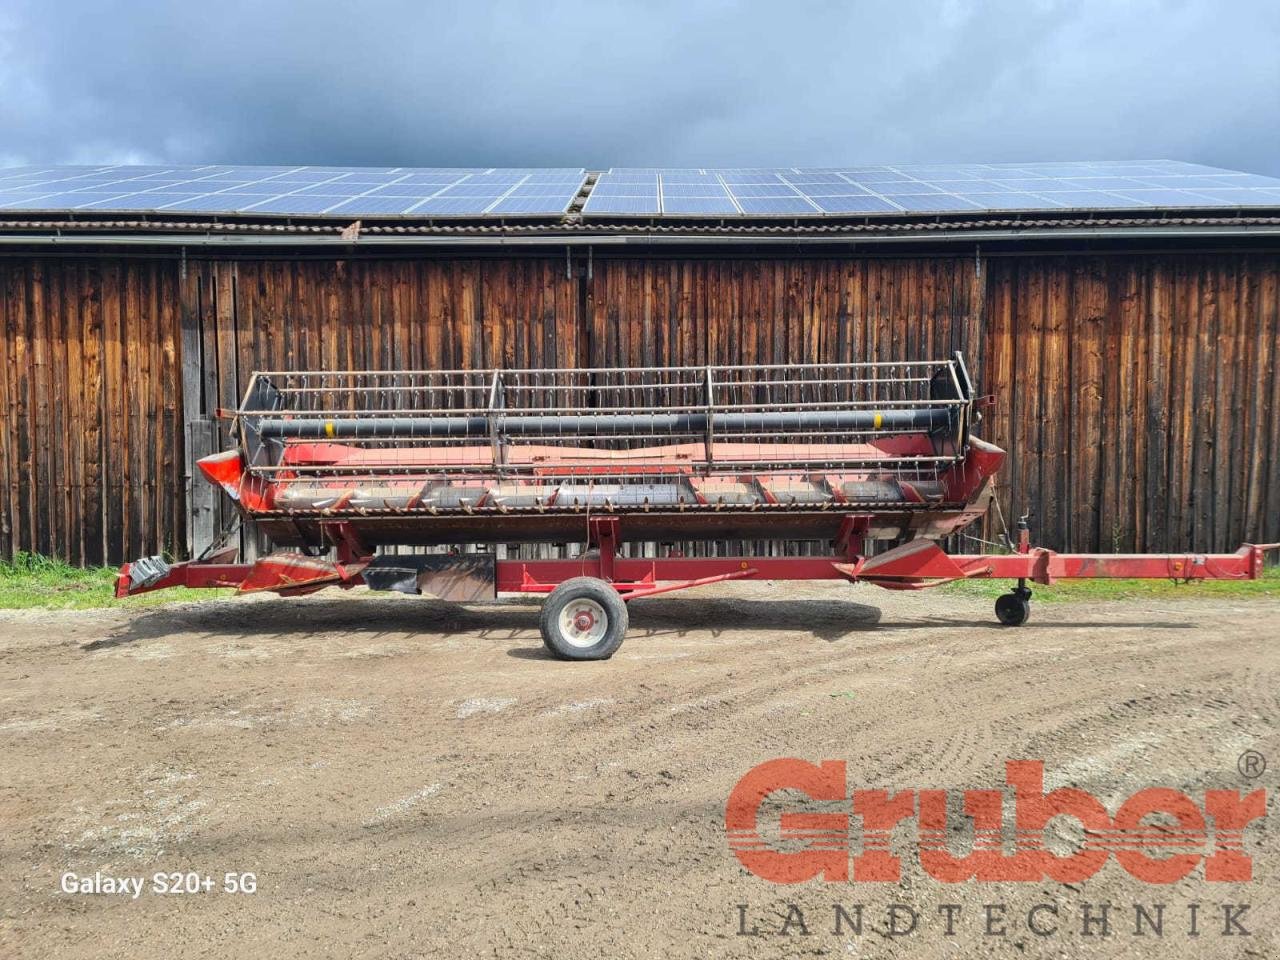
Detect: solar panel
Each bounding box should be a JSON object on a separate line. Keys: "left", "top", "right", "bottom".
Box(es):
{"left": 796, "top": 184, "right": 871, "bottom": 197}
{"left": 501, "top": 189, "right": 572, "bottom": 203}
{"left": 735, "top": 196, "right": 819, "bottom": 214}
{"left": 436, "top": 184, "right": 508, "bottom": 198}
{"left": 810, "top": 195, "right": 902, "bottom": 214}
{"left": 1, "top": 161, "right": 1278, "bottom": 221}
{"left": 3, "top": 192, "right": 129, "bottom": 209}
{"left": 660, "top": 183, "right": 728, "bottom": 198}
{"left": 661, "top": 196, "right": 739, "bottom": 215}
{"left": 362, "top": 183, "right": 436, "bottom": 197}
{"left": 0, "top": 165, "right": 588, "bottom": 217}
{"left": 731, "top": 184, "right": 804, "bottom": 198}
{"left": 246, "top": 195, "right": 349, "bottom": 214}
{"left": 579, "top": 161, "right": 1280, "bottom": 218}
{"left": 581, "top": 195, "right": 661, "bottom": 215}
{"left": 1109, "top": 189, "right": 1217, "bottom": 205}
{"left": 889, "top": 194, "right": 982, "bottom": 212}
{"left": 159, "top": 193, "right": 294, "bottom": 212}
{"left": 333, "top": 173, "right": 404, "bottom": 185}
{"left": 324, "top": 196, "right": 426, "bottom": 215}
{"left": 409, "top": 197, "right": 507, "bottom": 215}
{"left": 950, "top": 193, "right": 1054, "bottom": 210}
{"left": 489, "top": 196, "right": 577, "bottom": 214}
{"left": 870, "top": 182, "right": 945, "bottom": 196}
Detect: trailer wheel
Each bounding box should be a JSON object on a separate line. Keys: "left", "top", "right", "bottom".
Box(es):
{"left": 540, "top": 577, "right": 629, "bottom": 660}
{"left": 994, "top": 591, "right": 1031, "bottom": 627}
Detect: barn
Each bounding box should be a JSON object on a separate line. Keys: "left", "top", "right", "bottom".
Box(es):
{"left": 0, "top": 159, "right": 1277, "bottom": 566}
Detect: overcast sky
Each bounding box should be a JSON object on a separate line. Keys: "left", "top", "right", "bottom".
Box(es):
{"left": 1, "top": 0, "right": 1277, "bottom": 175}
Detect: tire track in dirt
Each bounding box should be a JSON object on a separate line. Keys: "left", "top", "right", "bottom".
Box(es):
{"left": 3, "top": 588, "right": 1278, "bottom": 960}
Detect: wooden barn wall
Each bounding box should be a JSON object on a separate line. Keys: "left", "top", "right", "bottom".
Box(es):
{"left": 982, "top": 256, "right": 1279, "bottom": 556}
{"left": 0, "top": 258, "right": 183, "bottom": 566}
{"left": 0, "top": 252, "right": 1276, "bottom": 564}
{"left": 180, "top": 258, "right": 581, "bottom": 558}
{"left": 590, "top": 255, "right": 1280, "bottom": 555}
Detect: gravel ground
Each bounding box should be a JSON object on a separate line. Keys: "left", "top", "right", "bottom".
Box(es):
{"left": 1, "top": 583, "right": 1276, "bottom": 959}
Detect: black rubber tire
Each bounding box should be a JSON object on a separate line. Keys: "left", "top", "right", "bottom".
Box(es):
{"left": 539, "top": 577, "right": 629, "bottom": 661}
{"left": 994, "top": 592, "right": 1031, "bottom": 627}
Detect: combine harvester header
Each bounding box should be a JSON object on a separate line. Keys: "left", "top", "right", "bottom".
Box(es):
{"left": 118, "top": 354, "right": 1276, "bottom": 659}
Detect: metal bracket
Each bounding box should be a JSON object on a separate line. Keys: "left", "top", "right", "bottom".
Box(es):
{"left": 835, "top": 515, "right": 871, "bottom": 560}
{"left": 587, "top": 517, "right": 620, "bottom": 581}
{"left": 320, "top": 521, "right": 373, "bottom": 564}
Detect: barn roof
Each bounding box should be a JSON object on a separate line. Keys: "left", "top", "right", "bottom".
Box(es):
{"left": 3, "top": 159, "right": 1280, "bottom": 218}
{"left": 1, "top": 160, "right": 1279, "bottom": 248}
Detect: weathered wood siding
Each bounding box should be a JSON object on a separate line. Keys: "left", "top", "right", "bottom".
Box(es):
{"left": 1, "top": 252, "right": 1276, "bottom": 563}
{"left": 0, "top": 259, "right": 183, "bottom": 565}
{"left": 179, "top": 258, "right": 581, "bottom": 557}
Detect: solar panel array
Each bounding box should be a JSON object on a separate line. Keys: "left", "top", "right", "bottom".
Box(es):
{"left": 0, "top": 160, "right": 1278, "bottom": 220}
{"left": 0, "top": 165, "right": 587, "bottom": 216}
{"left": 583, "top": 161, "right": 1280, "bottom": 217}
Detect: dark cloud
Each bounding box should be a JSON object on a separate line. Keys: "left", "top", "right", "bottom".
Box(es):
{"left": 1, "top": 0, "right": 1278, "bottom": 174}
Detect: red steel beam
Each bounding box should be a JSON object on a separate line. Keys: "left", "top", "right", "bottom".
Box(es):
{"left": 119, "top": 543, "right": 1276, "bottom": 600}
{"left": 949, "top": 547, "right": 1271, "bottom": 584}
{"left": 115, "top": 562, "right": 253, "bottom": 597}
{"left": 493, "top": 556, "right": 850, "bottom": 593}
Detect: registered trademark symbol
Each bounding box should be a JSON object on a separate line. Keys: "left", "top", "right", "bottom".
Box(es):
{"left": 1238, "top": 750, "right": 1266, "bottom": 779}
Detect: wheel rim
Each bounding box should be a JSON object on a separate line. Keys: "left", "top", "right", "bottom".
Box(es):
{"left": 558, "top": 598, "right": 609, "bottom": 648}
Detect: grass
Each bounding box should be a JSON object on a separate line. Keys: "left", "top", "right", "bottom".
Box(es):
{"left": 0, "top": 552, "right": 229, "bottom": 610}
{"left": 0, "top": 551, "right": 1276, "bottom": 611}
{"left": 939, "top": 563, "right": 1280, "bottom": 603}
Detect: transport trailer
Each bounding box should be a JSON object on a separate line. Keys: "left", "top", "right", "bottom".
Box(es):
{"left": 117, "top": 355, "right": 1277, "bottom": 660}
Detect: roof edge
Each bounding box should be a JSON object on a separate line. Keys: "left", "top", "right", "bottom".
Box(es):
{"left": 4, "top": 211, "right": 1280, "bottom": 249}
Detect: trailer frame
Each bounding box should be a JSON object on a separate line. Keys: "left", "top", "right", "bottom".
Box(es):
{"left": 117, "top": 513, "right": 1279, "bottom": 652}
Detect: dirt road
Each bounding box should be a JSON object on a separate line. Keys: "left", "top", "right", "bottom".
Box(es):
{"left": 1, "top": 584, "right": 1276, "bottom": 958}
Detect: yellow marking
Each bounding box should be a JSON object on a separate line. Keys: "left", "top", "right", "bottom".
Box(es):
{"left": 324, "top": 420, "right": 335, "bottom": 438}
{"left": 873, "top": 413, "right": 883, "bottom": 429}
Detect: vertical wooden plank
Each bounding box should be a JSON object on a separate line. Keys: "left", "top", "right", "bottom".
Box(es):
{"left": 144, "top": 262, "right": 162, "bottom": 557}
{"left": 207, "top": 262, "right": 233, "bottom": 548}
{"left": 122, "top": 262, "right": 144, "bottom": 562}
{"left": 1010, "top": 260, "right": 1044, "bottom": 542}
{"left": 17, "top": 261, "right": 34, "bottom": 555}
{"left": 180, "top": 259, "right": 215, "bottom": 559}
{"left": 1076, "top": 258, "right": 1107, "bottom": 551}
{"left": 28, "top": 261, "right": 53, "bottom": 557}
{"left": 1038, "top": 258, "right": 1067, "bottom": 550}
{"left": 0, "top": 262, "right": 13, "bottom": 558}
{"left": 1192, "top": 260, "right": 1217, "bottom": 548}
{"left": 1110, "top": 262, "right": 1141, "bottom": 551}
{"left": 78, "top": 263, "right": 105, "bottom": 565}
{"left": 967, "top": 253, "right": 986, "bottom": 388}
{"left": 13, "top": 262, "right": 31, "bottom": 554}
{"left": 1262, "top": 258, "right": 1280, "bottom": 548}
{"left": 156, "top": 261, "right": 180, "bottom": 559}
{"left": 1244, "top": 258, "right": 1275, "bottom": 542}
{"left": 1095, "top": 259, "right": 1119, "bottom": 552}
{"left": 1167, "top": 257, "right": 1194, "bottom": 549}
{"left": 1144, "top": 258, "right": 1171, "bottom": 552}
{"left": 52, "top": 264, "right": 73, "bottom": 560}
{"left": 972, "top": 256, "right": 1003, "bottom": 542}
{"left": 63, "top": 264, "right": 85, "bottom": 564}
{"left": 1215, "top": 257, "right": 1242, "bottom": 552}
{"left": 1127, "top": 261, "right": 1149, "bottom": 551}
{"left": 96, "top": 262, "right": 121, "bottom": 562}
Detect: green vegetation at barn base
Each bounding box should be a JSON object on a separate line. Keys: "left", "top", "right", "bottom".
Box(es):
{"left": 0, "top": 553, "right": 229, "bottom": 610}
{"left": 939, "top": 564, "right": 1280, "bottom": 602}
